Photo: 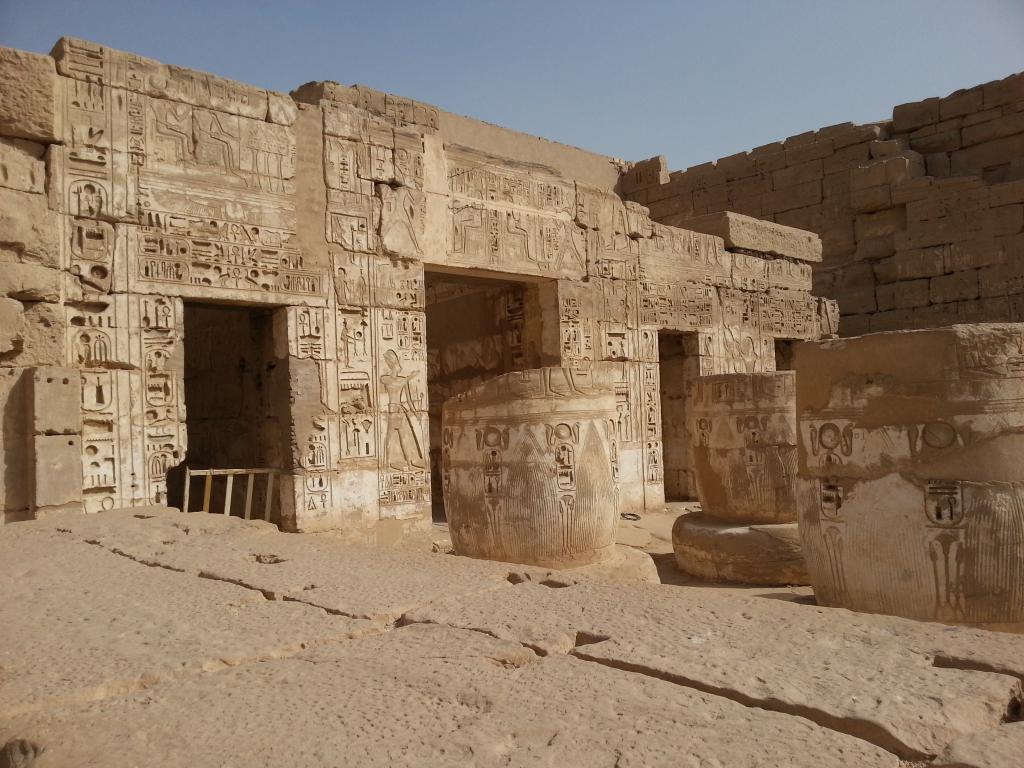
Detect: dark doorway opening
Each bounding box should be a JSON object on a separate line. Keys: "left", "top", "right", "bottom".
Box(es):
{"left": 774, "top": 339, "right": 796, "bottom": 371}
{"left": 167, "top": 303, "right": 288, "bottom": 519}
{"left": 658, "top": 330, "right": 698, "bottom": 501}
{"left": 424, "top": 267, "right": 551, "bottom": 521}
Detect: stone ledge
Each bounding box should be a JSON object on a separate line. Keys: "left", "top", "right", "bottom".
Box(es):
{"left": 679, "top": 211, "right": 823, "bottom": 263}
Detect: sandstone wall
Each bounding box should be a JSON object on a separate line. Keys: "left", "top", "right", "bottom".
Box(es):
{"left": 622, "top": 72, "right": 1024, "bottom": 335}
{"left": 0, "top": 37, "right": 833, "bottom": 531}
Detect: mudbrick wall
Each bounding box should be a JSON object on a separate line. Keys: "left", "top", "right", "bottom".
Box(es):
{"left": 622, "top": 72, "right": 1024, "bottom": 335}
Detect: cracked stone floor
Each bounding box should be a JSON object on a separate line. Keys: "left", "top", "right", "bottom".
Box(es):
{"left": 1, "top": 509, "right": 1022, "bottom": 767}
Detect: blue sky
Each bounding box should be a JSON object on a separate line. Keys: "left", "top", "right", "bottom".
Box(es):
{"left": 2, "top": 1, "right": 1021, "bottom": 169}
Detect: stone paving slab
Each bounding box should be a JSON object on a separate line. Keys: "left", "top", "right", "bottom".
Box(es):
{"left": 2, "top": 624, "right": 895, "bottom": 768}
{"left": 2, "top": 512, "right": 1022, "bottom": 766}
{"left": 0, "top": 524, "right": 376, "bottom": 720}
{"left": 405, "top": 580, "right": 1024, "bottom": 760}
{"left": 34, "top": 509, "right": 525, "bottom": 621}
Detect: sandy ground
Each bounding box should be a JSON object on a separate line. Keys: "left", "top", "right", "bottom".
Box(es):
{"left": 1, "top": 507, "right": 1021, "bottom": 767}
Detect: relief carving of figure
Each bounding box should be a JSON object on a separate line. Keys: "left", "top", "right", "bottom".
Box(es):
{"left": 380, "top": 349, "right": 426, "bottom": 471}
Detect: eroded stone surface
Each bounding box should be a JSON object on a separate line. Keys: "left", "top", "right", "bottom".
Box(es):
{"left": 443, "top": 367, "right": 619, "bottom": 568}
{"left": 796, "top": 324, "right": 1024, "bottom": 624}
{"left": 407, "top": 578, "right": 1024, "bottom": 760}
{"left": 933, "top": 722, "right": 1024, "bottom": 768}
{"left": 672, "top": 514, "right": 807, "bottom": 585}
{"left": 3, "top": 624, "right": 896, "bottom": 768}
{"left": 0, "top": 522, "right": 376, "bottom": 719}
{"left": 29, "top": 508, "right": 527, "bottom": 622}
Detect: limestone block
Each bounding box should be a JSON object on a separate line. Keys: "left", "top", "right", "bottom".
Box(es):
{"left": 981, "top": 72, "right": 1024, "bottom": 109}
{"left": 33, "top": 434, "right": 82, "bottom": 509}
{"left": 0, "top": 368, "right": 31, "bottom": 517}
{"left": 930, "top": 270, "right": 979, "bottom": 304}
{"left": 680, "top": 211, "right": 822, "bottom": 262}
{"left": 0, "top": 297, "right": 24, "bottom": 354}
{"left": 893, "top": 97, "right": 940, "bottom": 133}
{"left": 0, "top": 261, "right": 61, "bottom": 302}
{"left": 0, "top": 138, "right": 46, "bottom": 194}
{"left": 874, "top": 247, "right": 945, "bottom": 283}
{"left": 442, "top": 367, "right": 619, "bottom": 568}
{"left": 909, "top": 122, "right": 962, "bottom": 154}
{"left": 0, "top": 187, "right": 61, "bottom": 267}
{"left": 672, "top": 514, "right": 809, "bottom": 586}
{"left": 52, "top": 37, "right": 269, "bottom": 120}
{"left": 939, "top": 87, "right": 984, "bottom": 121}
{"left": 11, "top": 301, "right": 66, "bottom": 367}
{"left": 762, "top": 180, "right": 822, "bottom": 215}
{"left": 691, "top": 372, "right": 798, "bottom": 524}
{"left": 0, "top": 47, "right": 59, "bottom": 143}
{"left": 30, "top": 367, "right": 81, "bottom": 436}
{"left": 795, "top": 324, "right": 1024, "bottom": 624}
{"left": 267, "top": 91, "right": 298, "bottom": 126}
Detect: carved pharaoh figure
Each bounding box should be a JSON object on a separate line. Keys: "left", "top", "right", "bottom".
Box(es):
{"left": 380, "top": 349, "right": 425, "bottom": 471}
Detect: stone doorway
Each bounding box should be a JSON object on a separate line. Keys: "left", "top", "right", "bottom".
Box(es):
{"left": 167, "top": 303, "right": 289, "bottom": 521}
{"left": 424, "top": 267, "right": 551, "bottom": 521}
{"left": 658, "top": 331, "right": 698, "bottom": 501}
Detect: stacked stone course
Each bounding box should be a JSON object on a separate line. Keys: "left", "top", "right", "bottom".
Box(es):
{"left": 622, "top": 72, "right": 1024, "bottom": 335}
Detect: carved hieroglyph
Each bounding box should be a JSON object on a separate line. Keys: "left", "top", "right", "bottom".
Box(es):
{"left": 691, "top": 372, "right": 798, "bottom": 524}
{"left": 674, "top": 371, "right": 808, "bottom": 585}
{"left": 796, "top": 324, "right": 1024, "bottom": 624}
{"left": 442, "top": 367, "right": 618, "bottom": 568}
{"left": 0, "top": 36, "right": 834, "bottom": 538}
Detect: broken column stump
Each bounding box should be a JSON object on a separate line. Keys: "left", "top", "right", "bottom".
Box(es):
{"left": 442, "top": 367, "right": 619, "bottom": 568}
{"left": 673, "top": 371, "right": 809, "bottom": 585}
{"left": 796, "top": 323, "right": 1024, "bottom": 624}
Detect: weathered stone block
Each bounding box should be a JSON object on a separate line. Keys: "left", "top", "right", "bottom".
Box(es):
{"left": 892, "top": 278, "right": 931, "bottom": 309}
{"left": 0, "top": 262, "right": 61, "bottom": 302}
{"left": 0, "top": 297, "right": 23, "bottom": 354}
{"left": 0, "top": 47, "right": 59, "bottom": 143}
{"left": 784, "top": 139, "right": 833, "bottom": 166}
{"left": 33, "top": 434, "right": 82, "bottom": 509}
{"left": 31, "top": 367, "right": 81, "bottom": 436}
{"left": 981, "top": 72, "right": 1024, "bottom": 109}
{"left": 762, "top": 180, "right": 822, "bottom": 215}
{"left": 951, "top": 133, "right": 1024, "bottom": 176}
{"left": 850, "top": 183, "right": 892, "bottom": 213}
{"left": 672, "top": 515, "right": 808, "bottom": 586}
{"left": 961, "top": 112, "right": 1024, "bottom": 147}
{"left": 892, "top": 97, "right": 940, "bottom": 133}
{"left": 679, "top": 211, "right": 822, "bottom": 262}
{"left": 0, "top": 138, "right": 46, "bottom": 194}
{"left": 939, "top": 87, "right": 984, "bottom": 120}
{"left": 772, "top": 158, "right": 823, "bottom": 189}
{"left": 796, "top": 324, "right": 1024, "bottom": 624}
{"left": 0, "top": 187, "right": 60, "bottom": 267}
{"left": 908, "top": 124, "right": 962, "bottom": 155}
{"left": 854, "top": 208, "right": 905, "bottom": 241}
{"left": 930, "top": 269, "right": 979, "bottom": 304}
{"left": 925, "top": 152, "right": 951, "bottom": 177}
{"left": 267, "top": 92, "right": 298, "bottom": 126}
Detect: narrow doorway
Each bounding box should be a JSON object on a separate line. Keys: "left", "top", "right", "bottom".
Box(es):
{"left": 774, "top": 339, "right": 795, "bottom": 370}
{"left": 424, "top": 267, "right": 549, "bottom": 521}
{"left": 658, "top": 331, "right": 697, "bottom": 501}
{"left": 168, "top": 303, "right": 288, "bottom": 520}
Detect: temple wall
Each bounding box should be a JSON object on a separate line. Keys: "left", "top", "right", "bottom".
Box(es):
{"left": 622, "top": 72, "right": 1024, "bottom": 336}
{"left": 0, "top": 37, "right": 834, "bottom": 535}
